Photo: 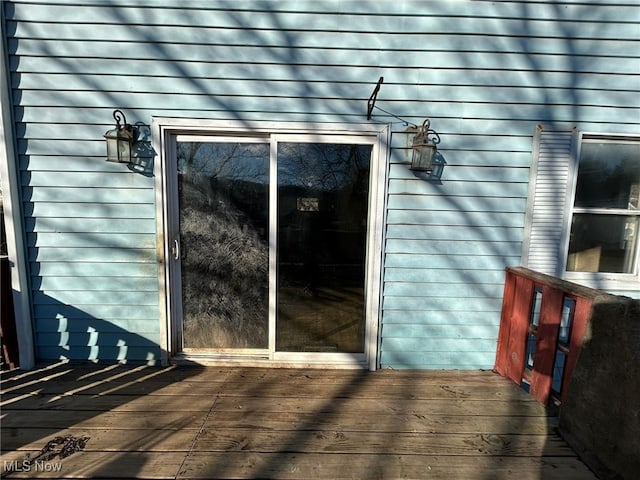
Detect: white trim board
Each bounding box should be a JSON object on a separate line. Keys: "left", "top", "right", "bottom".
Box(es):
{"left": 0, "top": 10, "right": 35, "bottom": 369}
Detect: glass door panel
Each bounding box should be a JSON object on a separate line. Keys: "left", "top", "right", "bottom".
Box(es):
{"left": 276, "top": 142, "right": 372, "bottom": 353}
{"left": 177, "top": 141, "right": 270, "bottom": 349}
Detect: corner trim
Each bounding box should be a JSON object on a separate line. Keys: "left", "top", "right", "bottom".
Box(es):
{"left": 0, "top": 10, "right": 35, "bottom": 369}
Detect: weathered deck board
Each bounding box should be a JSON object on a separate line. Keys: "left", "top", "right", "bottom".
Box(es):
{"left": 179, "top": 453, "right": 596, "bottom": 480}
{"left": 2, "top": 427, "right": 197, "bottom": 453}
{"left": 193, "top": 430, "right": 577, "bottom": 456}
{"left": 3, "top": 376, "right": 524, "bottom": 398}
{"left": 0, "top": 363, "right": 596, "bottom": 479}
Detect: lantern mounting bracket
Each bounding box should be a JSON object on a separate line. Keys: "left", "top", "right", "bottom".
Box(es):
{"left": 366, "top": 77, "right": 416, "bottom": 127}
{"left": 366, "top": 76, "right": 383, "bottom": 120}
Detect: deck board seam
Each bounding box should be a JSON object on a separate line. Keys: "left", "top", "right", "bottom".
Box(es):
{"left": 173, "top": 394, "right": 220, "bottom": 480}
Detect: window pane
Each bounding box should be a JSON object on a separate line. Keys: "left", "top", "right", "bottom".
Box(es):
{"left": 276, "top": 142, "right": 371, "bottom": 353}
{"left": 575, "top": 142, "right": 640, "bottom": 209}
{"left": 566, "top": 214, "right": 638, "bottom": 273}
{"left": 529, "top": 287, "right": 543, "bottom": 327}
{"left": 525, "top": 333, "right": 537, "bottom": 370}
{"left": 552, "top": 350, "right": 567, "bottom": 395}
{"left": 178, "top": 142, "right": 270, "bottom": 349}
{"left": 559, "top": 298, "right": 575, "bottom": 345}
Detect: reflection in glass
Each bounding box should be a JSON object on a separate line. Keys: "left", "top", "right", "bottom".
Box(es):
{"left": 529, "top": 287, "right": 543, "bottom": 327}
{"left": 575, "top": 142, "right": 640, "bottom": 209}
{"left": 552, "top": 350, "right": 567, "bottom": 395}
{"left": 566, "top": 214, "right": 638, "bottom": 273}
{"left": 276, "top": 143, "right": 372, "bottom": 353}
{"left": 525, "top": 333, "right": 537, "bottom": 370}
{"left": 559, "top": 298, "right": 575, "bottom": 345}
{"left": 178, "top": 142, "right": 270, "bottom": 349}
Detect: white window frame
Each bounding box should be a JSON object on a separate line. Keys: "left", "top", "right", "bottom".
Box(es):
{"left": 563, "top": 133, "right": 640, "bottom": 289}
{"left": 523, "top": 126, "right": 640, "bottom": 293}
{"left": 152, "top": 118, "right": 390, "bottom": 370}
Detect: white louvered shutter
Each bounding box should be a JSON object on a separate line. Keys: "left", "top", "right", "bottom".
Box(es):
{"left": 521, "top": 125, "right": 578, "bottom": 276}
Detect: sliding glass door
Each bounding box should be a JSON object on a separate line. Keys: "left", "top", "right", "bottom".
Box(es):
{"left": 162, "top": 124, "right": 385, "bottom": 367}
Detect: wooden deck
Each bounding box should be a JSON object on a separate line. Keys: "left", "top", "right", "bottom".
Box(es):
{"left": 1, "top": 363, "right": 596, "bottom": 479}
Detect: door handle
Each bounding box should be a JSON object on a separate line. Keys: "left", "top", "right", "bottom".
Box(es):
{"left": 172, "top": 238, "right": 180, "bottom": 260}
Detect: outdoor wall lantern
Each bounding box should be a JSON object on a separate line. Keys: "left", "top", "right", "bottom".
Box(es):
{"left": 411, "top": 119, "right": 441, "bottom": 172}
{"left": 104, "top": 109, "right": 136, "bottom": 163}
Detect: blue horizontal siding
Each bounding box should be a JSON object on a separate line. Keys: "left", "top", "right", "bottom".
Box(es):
{"left": 33, "top": 291, "right": 159, "bottom": 306}
{"left": 386, "top": 225, "right": 523, "bottom": 242}
{"left": 5, "top": 0, "right": 638, "bottom": 20}
{"left": 381, "top": 324, "right": 499, "bottom": 339}
{"left": 385, "top": 239, "right": 521, "bottom": 256}
{"left": 31, "top": 262, "right": 158, "bottom": 277}
{"left": 32, "top": 276, "right": 158, "bottom": 292}
{"left": 35, "top": 317, "right": 160, "bottom": 335}
{"left": 37, "top": 345, "right": 162, "bottom": 364}
{"left": 11, "top": 93, "right": 638, "bottom": 123}
{"left": 11, "top": 79, "right": 638, "bottom": 107}
{"left": 5, "top": 0, "right": 639, "bottom": 367}
{"left": 384, "top": 268, "right": 506, "bottom": 284}
{"left": 27, "top": 233, "right": 155, "bottom": 249}
{"left": 380, "top": 351, "right": 496, "bottom": 370}
{"left": 12, "top": 72, "right": 640, "bottom": 99}
{"left": 7, "top": 2, "right": 640, "bottom": 36}
{"left": 383, "top": 296, "right": 504, "bottom": 312}
{"left": 386, "top": 211, "right": 525, "bottom": 228}
{"left": 23, "top": 200, "right": 156, "bottom": 217}
{"left": 384, "top": 253, "right": 521, "bottom": 270}
{"left": 30, "top": 247, "right": 156, "bottom": 263}
{"left": 25, "top": 217, "right": 157, "bottom": 233}
{"left": 382, "top": 310, "right": 501, "bottom": 326}
{"left": 22, "top": 171, "right": 153, "bottom": 188}
{"left": 10, "top": 34, "right": 639, "bottom": 61}
{"left": 34, "top": 304, "right": 159, "bottom": 321}
{"left": 37, "top": 332, "right": 159, "bottom": 348}
{"left": 384, "top": 282, "right": 504, "bottom": 299}
{"left": 387, "top": 179, "right": 530, "bottom": 197}
{"left": 382, "top": 338, "right": 498, "bottom": 353}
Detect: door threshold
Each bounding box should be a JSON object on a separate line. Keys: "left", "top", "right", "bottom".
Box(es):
{"left": 171, "top": 352, "right": 370, "bottom": 369}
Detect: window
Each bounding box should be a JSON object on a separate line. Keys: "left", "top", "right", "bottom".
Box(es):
{"left": 566, "top": 137, "right": 640, "bottom": 274}
{"left": 522, "top": 126, "right": 640, "bottom": 290}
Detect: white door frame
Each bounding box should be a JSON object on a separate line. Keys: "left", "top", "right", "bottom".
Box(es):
{"left": 153, "top": 118, "right": 389, "bottom": 370}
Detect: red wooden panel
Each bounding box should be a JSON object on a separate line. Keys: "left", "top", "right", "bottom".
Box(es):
{"left": 494, "top": 269, "right": 517, "bottom": 376}
{"left": 503, "top": 275, "right": 534, "bottom": 383}
{"left": 561, "top": 296, "right": 592, "bottom": 401}
{"left": 530, "top": 286, "right": 563, "bottom": 405}
{"left": 495, "top": 267, "right": 603, "bottom": 406}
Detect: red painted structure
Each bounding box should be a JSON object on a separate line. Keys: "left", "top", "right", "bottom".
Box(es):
{"left": 494, "top": 267, "right": 600, "bottom": 406}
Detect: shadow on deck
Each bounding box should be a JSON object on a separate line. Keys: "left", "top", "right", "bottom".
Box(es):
{"left": 1, "top": 363, "right": 596, "bottom": 479}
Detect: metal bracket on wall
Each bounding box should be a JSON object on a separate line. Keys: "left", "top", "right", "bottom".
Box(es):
{"left": 366, "top": 76, "right": 416, "bottom": 127}
{"left": 367, "top": 76, "right": 384, "bottom": 120}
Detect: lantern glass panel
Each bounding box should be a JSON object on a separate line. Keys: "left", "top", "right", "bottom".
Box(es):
{"left": 105, "top": 134, "right": 120, "bottom": 163}
{"left": 117, "top": 137, "right": 132, "bottom": 163}
{"left": 105, "top": 128, "right": 133, "bottom": 163}
{"left": 411, "top": 144, "right": 435, "bottom": 171}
